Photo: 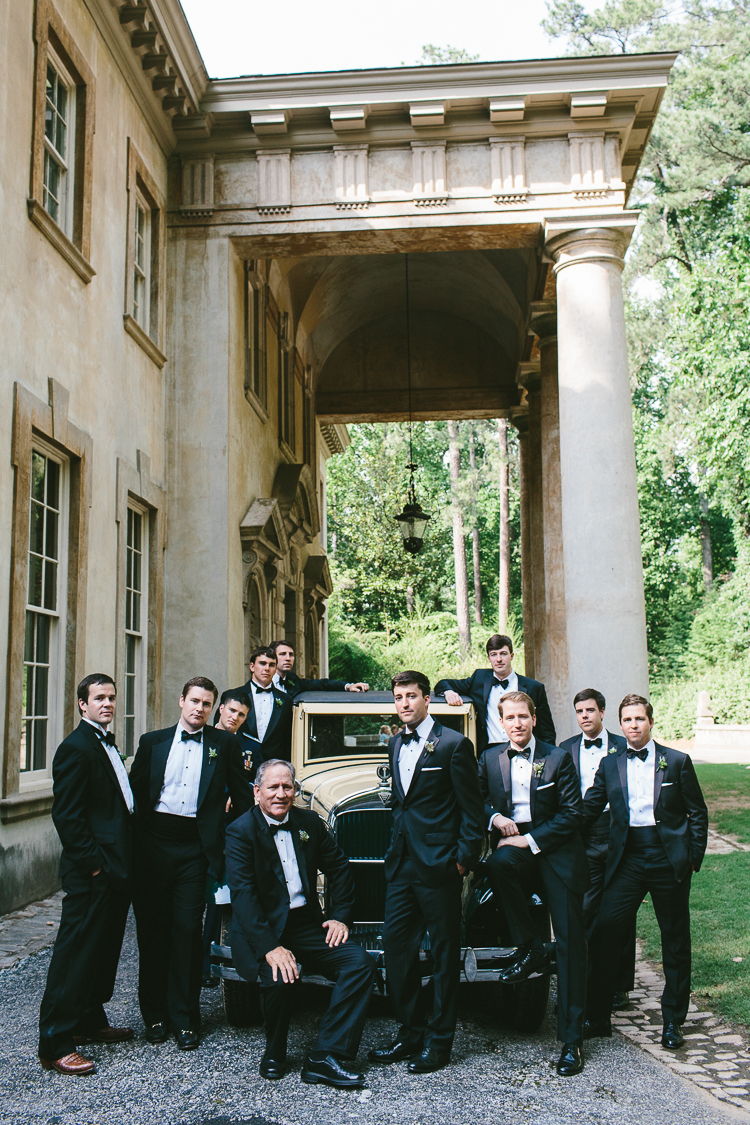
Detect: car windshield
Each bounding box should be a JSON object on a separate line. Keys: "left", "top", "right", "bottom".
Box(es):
{"left": 307, "top": 712, "right": 465, "bottom": 759}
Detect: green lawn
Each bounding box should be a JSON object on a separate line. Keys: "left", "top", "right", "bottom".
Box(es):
{"left": 636, "top": 765, "right": 750, "bottom": 1025}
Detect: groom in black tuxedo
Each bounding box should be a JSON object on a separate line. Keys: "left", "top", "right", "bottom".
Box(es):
{"left": 38, "top": 674, "right": 136, "bottom": 1075}
{"left": 226, "top": 759, "right": 374, "bottom": 1088}
{"left": 584, "top": 694, "right": 708, "bottom": 1049}
{"left": 130, "top": 676, "right": 253, "bottom": 1048}
{"left": 479, "top": 691, "right": 589, "bottom": 1076}
{"left": 228, "top": 647, "right": 293, "bottom": 762}
{"left": 435, "top": 633, "right": 556, "bottom": 751}
{"left": 369, "top": 671, "right": 484, "bottom": 1075}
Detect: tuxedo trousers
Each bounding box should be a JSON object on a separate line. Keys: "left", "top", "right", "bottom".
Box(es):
{"left": 486, "top": 843, "right": 586, "bottom": 1044}
{"left": 258, "top": 906, "right": 375, "bottom": 1060}
{"left": 383, "top": 854, "right": 462, "bottom": 1053}
{"left": 38, "top": 864, "right": 131, "bottom": 1060}
{"left": 133, "top": 819, "right": 208, "bottom": 1032}
{"left": 588, "top": 833, "right": 692, "bottom": 1025}
{"left": 583, "top": 833, "right": 636, "bottom": 992}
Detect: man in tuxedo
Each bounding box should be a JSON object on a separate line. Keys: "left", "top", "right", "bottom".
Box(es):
{"left": 130, "top": 676, "right": 253, "bottom": 1049}
{"left": 269, "top": 639, "right": 369, "bottom": 695}
{"left": 216, "top": 688, "right": 261, "bottom": 782}
{"left": 584, "top": 694, "right": 708, "bottom": 1049}
{"left": 226, "top": 759, "right": 374, "bottom": 1087}
{"left": 479, "top": 691, "right": 589, "bottom": 1076}
{"left": 435, "top": 633, "right": 556, "bottom": 751}
{"left": 228, "top": 647, "right": 294, "bottom": 762}
{"left": 369, "top": 671, "right": 484, "bottom": 1074}
{"left": 560, "top": 688, "right": 634, "bottom": 1010}
{"left": 38, "top": 674, "right": 136, "bottom": 1075}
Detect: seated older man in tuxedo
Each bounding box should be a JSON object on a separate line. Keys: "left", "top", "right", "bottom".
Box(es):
{"left": 226, "top": 760, "right": 375, "bottom": 1088}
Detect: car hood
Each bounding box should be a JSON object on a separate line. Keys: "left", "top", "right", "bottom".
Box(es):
{"left": 298, "top": 762, "right": 391, "bottom": 821}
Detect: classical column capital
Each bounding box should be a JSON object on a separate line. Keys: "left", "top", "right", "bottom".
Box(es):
{"left": 545, "top": 225, "right": 633, "bottom": 275}
{"left": 516, "top": 360, "right": 541, "bottom": 393}
{"left": 528, "top": 299, "right": 557, "bottom": 347}
{"left": 509, "top": 406, "right": 529, "bottom": 434}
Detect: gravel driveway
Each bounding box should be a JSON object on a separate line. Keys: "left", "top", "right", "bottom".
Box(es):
{"left": 0, "top": 913, "right": 740, "bottom": 1125}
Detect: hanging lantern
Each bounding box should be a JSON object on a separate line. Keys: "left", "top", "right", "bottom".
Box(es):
{"left": 393, "top": 256, "right": 431, "bottom": 555}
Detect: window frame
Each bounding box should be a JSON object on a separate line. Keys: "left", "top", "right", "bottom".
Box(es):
{"left": 278, "top": 312, "right": 296, "bottom": 461}
{"left": 123, "top": 140, "right": 167, "bottom": 368}
{"left": 42, "top": 47, "right": 77, "bottom": 237}
{"left": 123, "top": 503, "right": 149, "bottom": 760}
{"left": 244, "top": 260, "right": 268, "bottom": 422}
{"left": 29, "top": 0, "right": 96, "bottom": 284}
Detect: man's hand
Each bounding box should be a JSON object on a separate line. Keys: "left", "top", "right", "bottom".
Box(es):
{"left": 456, "top": 862, "right": 468, "bottom": 876}
{"left": 91, "top": 868, "right": 102, "bottom": 877}
{"left": 444, "top": 690, "right": 463, "bottom": 707}
{"left": 497, "top": 835, "right": 529, "bottom": 850}
{"left": 265, "top": 946, "right": 300, "bottom": 983}
{"left": 225, "top": 797, "right": 233, "bottom": 813}
{"left": 346, "top": 683, "right": 370, "bottom": 693}
{"left": 491, "top": 813, "right": 519, "bottom": 837}
{"left": 322, "top": 919, "right": 349, "bottom": 947}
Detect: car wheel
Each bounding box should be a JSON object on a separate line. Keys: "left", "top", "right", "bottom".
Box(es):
{"left": 220, "top": 908, "right": 261, "bottom": 1027}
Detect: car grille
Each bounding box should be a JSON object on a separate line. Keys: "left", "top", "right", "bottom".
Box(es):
{"left": 336, "top": 808, "right": 393, "bottom": 860}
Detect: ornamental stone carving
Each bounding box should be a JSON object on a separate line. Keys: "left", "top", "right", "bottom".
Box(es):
{"left": 568, "top": 133, "right": 608, "bottom": 200}
{"left": 490, "top": 138, "right": 527, "bottom": 206}
{"left": 334, "top": 145, "right": 369, "bottom": 209}
{"left": 257, "top": 149, "right": 292, "bottom": 214}
{"left": 411, "top": 141, "right": 447, "bottom": 206}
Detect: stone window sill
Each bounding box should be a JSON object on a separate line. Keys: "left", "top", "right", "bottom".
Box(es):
{"left": 245, "top": 386, "right": 269, "bottom": 424}
{"left": 0, "top": 787, "right": 54, "bottom": 824}
{"left": 27, "top": 199, "right": 95, "bottom": 284}
{"left": 123, "top": 315, "right": 168, "bottom": 369}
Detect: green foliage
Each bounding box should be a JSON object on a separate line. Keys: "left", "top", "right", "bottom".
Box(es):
{"left": 695, "top": 764, "right": 750, "bottom": 843}
{"left": 417, "top": 44, "right": 480, "bottom": 65}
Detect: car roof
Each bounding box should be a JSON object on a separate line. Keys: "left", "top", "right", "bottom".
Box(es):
{"left": 292, "top": 690, "right": 472, "bottom": 706}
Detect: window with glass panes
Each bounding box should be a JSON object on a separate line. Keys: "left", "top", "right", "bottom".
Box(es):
{"left": 43, "top": 55, "right": 75, "bottom": 233}
{"left": 132, "top": 193, "right": 151, "bottom": 328}
{"left": 22, "top": 450, "right": 64, "bottom": 774}
{"left": 125, "top": 507, "right": 147, "bottom": 756}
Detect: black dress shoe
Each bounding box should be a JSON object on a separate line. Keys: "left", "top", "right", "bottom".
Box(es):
{"left": 612, "top": 990, "right": 630, "bottom": 1011}
{"left": 556, "top": 1042, "right": 583, "bottom": 1076}
{"left": 500, "top": 947, "right": 551, "bottom": 984}
{"left": 662, "top": 1023, "right": 685, "bottom": 1049}
{"left": 407, "top": 1047, "right": 451, "bottom": 1074}
{"left": 583, "top": 1018, "right": 612, "bottom": 1039}
{"left": 368, "top": 1040, "right": 420, "bottom": 1064}
{"left": 175, "top": 1029, "right": 200, "bottom": 1050}
{"left": 301, "top": 1054, "right": 365, "bottom": 1088}
{"left": 145, "top": 1023, "right": 169, "bottom": 1044}
{"left": 202, "top": 973, "right": 219, "bottom": 989}
{"left": 259, "top": 1053, "right": 285, "bottom": 1080}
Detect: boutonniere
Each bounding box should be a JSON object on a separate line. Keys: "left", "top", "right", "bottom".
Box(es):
{"left": 299, "top": 830, "right": 309, "bottom": 844}
{"left": 119, "top": 748, "right": 128, "bottom": 762}
{"left": 657, "top": 756, "right": 668, "bottom": 772}
{"left": 208, "top": 748, "right": 217, "bottom": 761}
{"left": 274, "top": 697, "right": 283, "bottom": 708}
{"left": 532, "top": 760, "right": 545, "bottom": 778}
{"left": 424, "top": 741, "right": 436, "bottom": 754}
{"left": 608, "top": 745, "right": 618, "bottom": 754}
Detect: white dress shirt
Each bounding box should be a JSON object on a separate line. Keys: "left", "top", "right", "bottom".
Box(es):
{"left": 252, "top": 681, "right": 275, "bottom": 742}
{"left": 490, "top": 735, "right": 540, "bottom": 855}
{"left": 578, "top": 728, "right": 610, "bottom": 798}
{"left": 262, "top": 811, "right": 306, "bottom": 908}
{"left": 155, "top": 723, "right": 204, "bottom": 817}
{"left": 83, "top": 718, "right": 135, "bottom": 814}
{"left": 398, "top": 715, "right": 435, "bottom": 794}
{"left": 273, "top": 673, "right": 289, "bottom": 694}
{"left": 486, "top": 670, "right": 518, "bottom": 744}
{"left": 627, "top": 739, "right": 657, "bottom": 826}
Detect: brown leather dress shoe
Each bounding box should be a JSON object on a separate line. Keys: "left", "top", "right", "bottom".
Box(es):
{"left": 39, "top": 1052, "right": 96, "bottom": 1075}
{"left": 77, "top": 1026, "right": 134, "bottom": 1044}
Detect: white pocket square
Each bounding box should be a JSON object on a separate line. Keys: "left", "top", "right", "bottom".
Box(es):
{"left": 422, "top": 767, "right": 442, "bottom": 771}
{"left": 661, "top": 781, "right": 674, "bottom": 787}
{"left": 536, "top": 782, "right": 555, "bottom": 790}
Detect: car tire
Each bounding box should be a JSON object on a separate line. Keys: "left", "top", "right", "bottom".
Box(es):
{"left": 220, "top": 908, "right": 262, "bottom": 1027}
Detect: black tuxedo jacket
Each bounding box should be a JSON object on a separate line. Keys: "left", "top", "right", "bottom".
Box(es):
{"left": 130, "top": 723, "right": 253, "bottom": 879}
{"left": 276, "top": 671, "right": 347, "bottom": 696}
{"left": 227, "top": 680, "right": 294, "bottom": 762}
{"left": 560, "top": 729, "right": 627, "bottom": 836}
{"left": 434, "top": 668, "right": 556, "bottom": 751}
{"left": 478, "top": 738, "right": 589, "bottom": 894}
{"left": 583, "top": 742, "right": 708, "bottom": 884}
{"left": 51, "top": 720, "right": 135, "bottom": 884}
{"left": 225, "top": 804, "right": 355, "bottom": 982}
{"left": 385, "top": 720, "right": 485, "bottom": 888}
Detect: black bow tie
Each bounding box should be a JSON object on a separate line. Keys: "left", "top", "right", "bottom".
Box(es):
{"left": 181, "top": 730, "right": 202, "bottom": 742}
{"left": 627, "top": 747, "right": 649, "bottom": 762}
{"left": 584, "top": 737, "right": 603, "bottom": 749}
{"left": 97, "top": 730, "right": 117, "bottom": 747}
{"left": 494, "top": 678, "right": 510, "bottom": 690}
{"left": 268, "top": 820, "right": 289, "bottom": 836}
{"left": 508, "top": 745, "right": 531, "bottom": 760}
{"left": 401, "top": 730, "right": 419, "bottom": 745}
{"left": 254, "top": 686, "right": 274, "bottom": 695}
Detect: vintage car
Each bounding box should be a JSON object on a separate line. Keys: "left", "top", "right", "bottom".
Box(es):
{"left": 212, "top": 690, "right": 553, "bottom": 1032}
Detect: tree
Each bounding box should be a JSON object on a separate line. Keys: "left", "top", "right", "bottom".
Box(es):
{"left": 497, "top": 419, "right": 510, "bottom": 629}
{"left": 448, "top": 420, "right": 472, "bottom": 652}
{"left": 468, "top": 423, "right": 483, "bottom": 625}
{"left": 417, "top": 44, "right": 479, "bottom": 64}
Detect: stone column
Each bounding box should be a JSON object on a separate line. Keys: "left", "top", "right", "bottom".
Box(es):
{"left": 511, "top": 410, "right": 534, "bottom": 678}
{"left": 516, "top": 364, "right": 547, "bottom": 686}
{"left": 529, "top": 300, "right": 570, "bottom": 738}
{"left": 546, "top": 226, "right": 648, "bottom": 725}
